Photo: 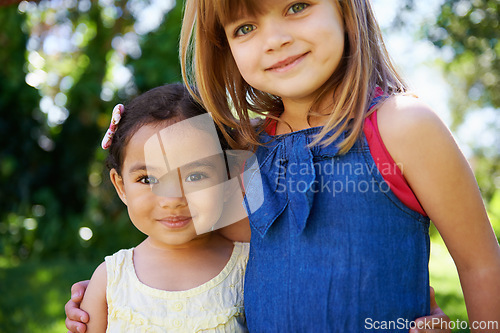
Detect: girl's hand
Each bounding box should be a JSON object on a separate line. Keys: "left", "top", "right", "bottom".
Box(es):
{"left": 410, "top": 287, "right": 451, "bottom": 333}
{"left": 64, "top": 280, "right": 90, "bottom": 333}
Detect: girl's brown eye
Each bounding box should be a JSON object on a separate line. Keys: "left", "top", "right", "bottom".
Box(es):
{"left": 140, "top": 176, "right": 159, "bottom": 185}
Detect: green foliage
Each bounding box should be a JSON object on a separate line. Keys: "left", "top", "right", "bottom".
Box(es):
{"left": 0, "top": 0, "right": 182, "bottom": 263}
{"left": 0, "top": 5, "right": 47, "bottom": 262}
{"left": 127, "top": 2, "right": 183, "bottom": 91}
{"left": 425, "top": 0, "right": 499, "bottom": 126}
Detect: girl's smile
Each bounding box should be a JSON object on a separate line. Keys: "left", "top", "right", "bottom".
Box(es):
{"left": 265, "top": 52, "right": 309, "bottom": 72}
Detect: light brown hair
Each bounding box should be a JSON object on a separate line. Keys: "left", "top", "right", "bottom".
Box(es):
{"left": 180, "top": 0, "right": 407, "bottom": 153}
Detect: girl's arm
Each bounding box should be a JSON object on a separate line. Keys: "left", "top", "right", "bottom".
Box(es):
{"left": 378, "top": 95, "right": 500, "bottom": 332}
{"left": 80, "top": 262, "right": 108, "bottom": 333}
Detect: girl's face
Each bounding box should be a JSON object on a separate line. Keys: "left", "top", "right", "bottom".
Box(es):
{"left": 110, "top": 120, "right": 229, "bottom": 247}
{"left": 223, "top": 0, "right": 344, "bottom": 107}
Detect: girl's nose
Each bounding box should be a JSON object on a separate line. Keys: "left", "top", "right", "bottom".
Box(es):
{"left": 153, "top": 169, "right": 188, "bottom": 208}
{"left": 263, "top": 21, "right": 293, "bottom": 53}
{"left": 157, "top": 193, "right": 188, "bottom": 209}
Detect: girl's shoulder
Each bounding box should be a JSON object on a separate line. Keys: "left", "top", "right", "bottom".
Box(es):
{"left": 377, "top": 93, "right": 440, "bottom": 127}
{"left": 89, "top": 261, "right": 108, "bottom": 286}
{"left": 375, "top": 94, "right": 449, "bottom": 152}
{"left": 104, "top": 248, "right": 135, "bottom": 286}
{"left": 87, "top": 249, "right": 134, "bottom": 290}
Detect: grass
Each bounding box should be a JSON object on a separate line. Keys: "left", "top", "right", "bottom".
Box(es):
{"left": 0, "top": 237, "right": 471, "bottom": 333}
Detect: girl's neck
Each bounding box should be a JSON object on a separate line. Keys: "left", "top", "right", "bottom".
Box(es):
{"left": 278, "top": 94, "right": 334, "bottom": 134}
{"left": 133, "top": 232, "right": 235, "bottom": 292}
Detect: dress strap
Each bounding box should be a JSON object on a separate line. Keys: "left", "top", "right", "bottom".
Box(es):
{"left": 363, "top": 108, "right": 427, "bottom": 216}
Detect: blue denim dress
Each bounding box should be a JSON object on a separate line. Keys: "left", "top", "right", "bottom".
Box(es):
{"left": 243, "top": 114, "right": 431, "bottom": 332}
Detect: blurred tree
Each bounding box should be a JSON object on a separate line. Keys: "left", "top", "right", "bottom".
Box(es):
{"left": 424, "top": 0, "right": 499, "bottom": 207}
{"left": 127, "top": 2, "right": 183, "bottom": 92}
{"left": 0, "top": 0, "right": 183, "bottom": 263}
{"left": 0, "top": 5, "right": 45, "bottom": 262}
{"left": 426, "top": 0, "right": 499, "bottom": 125}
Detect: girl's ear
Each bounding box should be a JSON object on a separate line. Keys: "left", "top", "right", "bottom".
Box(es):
{"left": 110, "top": 169, "right": 127, "bottom": 205}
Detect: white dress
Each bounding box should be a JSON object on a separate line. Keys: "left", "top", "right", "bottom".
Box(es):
{"left": 105, "top": 242, "right": 249, "bottom": 332}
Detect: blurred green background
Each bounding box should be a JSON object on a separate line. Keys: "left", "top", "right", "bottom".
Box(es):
{"left": 0, "top": 0, "right": 498, "bottom": 332}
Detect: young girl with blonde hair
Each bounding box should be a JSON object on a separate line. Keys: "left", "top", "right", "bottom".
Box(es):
{"left": 178, "top": 0, "right": 500, "bottom": 331}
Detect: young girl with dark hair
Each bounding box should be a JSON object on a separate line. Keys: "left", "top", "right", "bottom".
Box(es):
{"left": 79, "top": 83, "right": 249, "bottom": 332}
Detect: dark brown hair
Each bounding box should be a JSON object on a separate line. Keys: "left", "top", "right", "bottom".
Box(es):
{"left": 106, "top": 83, "right": 231, "bottom": 174}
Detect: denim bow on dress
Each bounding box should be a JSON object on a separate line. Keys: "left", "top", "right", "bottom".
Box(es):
{"left": 243, "top": 128, "right": 343, "bottom": 237}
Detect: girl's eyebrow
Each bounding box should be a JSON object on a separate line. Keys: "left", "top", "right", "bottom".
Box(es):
{"left": 128, "top": 163, "right": 161, "bottom": 174}
{"left": 127, "top": 157, "right": 219, "bottom": 175}
{"left": 181, "top": 160, "right": 217, "bottom": 170}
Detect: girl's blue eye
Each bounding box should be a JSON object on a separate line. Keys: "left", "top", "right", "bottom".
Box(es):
{"left": 185, "top": 173, "right": 207, "bottom": 182}
{"left": 235, "top": 24, "right": 255, "bottom": 36}
{"left": 287, "top": 3, "right": 309, "bottom": 14}
{"left": 140, "top": 176, "right": 159, "bottom": 185}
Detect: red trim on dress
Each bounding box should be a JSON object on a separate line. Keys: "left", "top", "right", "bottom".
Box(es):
{"left": 363, "top": 111, "right": 427, "bottom": 216}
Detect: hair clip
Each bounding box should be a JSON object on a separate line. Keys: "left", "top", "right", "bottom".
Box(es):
{"left": 101, "top": 104, "right": 124, "bottom": 150}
